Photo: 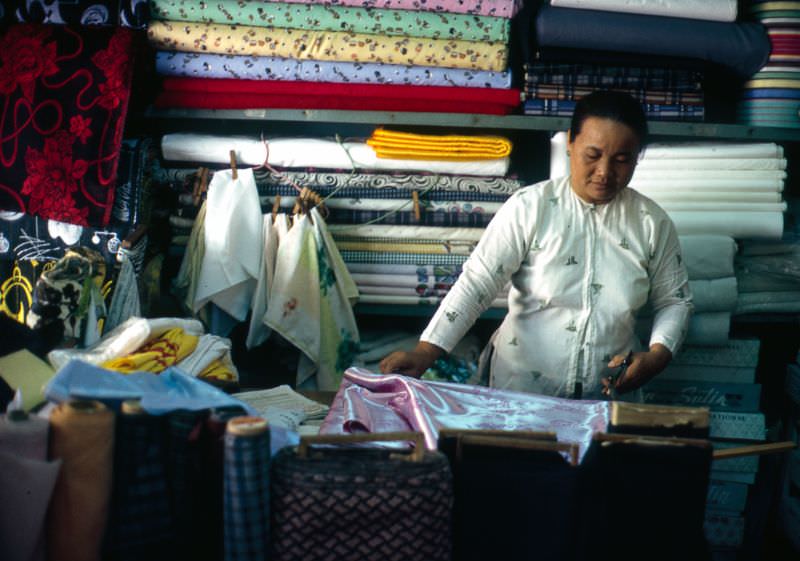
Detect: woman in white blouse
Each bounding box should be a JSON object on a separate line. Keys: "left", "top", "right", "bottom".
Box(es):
{"left": 380, "top": 91, "right": 693, "bottom": 400}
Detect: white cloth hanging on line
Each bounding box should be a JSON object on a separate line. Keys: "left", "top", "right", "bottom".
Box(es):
{"left": 246, "top": 214, "right": 280, "bottom": 349}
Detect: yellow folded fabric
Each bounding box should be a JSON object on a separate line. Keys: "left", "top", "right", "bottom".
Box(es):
{"left": 101, "top": 328, "right": 199, "bottom": 374}
{"left": 197, "top": 359, "right": 237, "bottom": 382}
{"left": 367, "top": 128, "right": 512, "bottom": 161}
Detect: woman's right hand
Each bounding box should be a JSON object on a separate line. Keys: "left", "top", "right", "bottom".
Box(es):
{"left": 379, "top": 341, "right": 444, "bottom": 378}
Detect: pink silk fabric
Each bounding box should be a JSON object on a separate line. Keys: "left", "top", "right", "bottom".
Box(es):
{"left": 274, "top": 0, "right": 522, "bottom": 18}
{"left": 319, "top": 367, "right": 610, "bottom": 461}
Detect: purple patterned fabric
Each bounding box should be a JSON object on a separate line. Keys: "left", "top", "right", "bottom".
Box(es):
{"left": 319, "top": 368, "right": 610, "bottom": 461}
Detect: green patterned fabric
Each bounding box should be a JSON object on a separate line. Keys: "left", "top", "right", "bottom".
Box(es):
{"left": 150, "top": 0, "right": 509, "bottom": 42}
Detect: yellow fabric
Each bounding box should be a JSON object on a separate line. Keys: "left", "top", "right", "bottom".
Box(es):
{"left": 101, "top": 328, "right": 199, "bottom": 374}
{"left": 147, "top": 20, "right": 508, "bottom": 72}
{"left": 745, "top": 79, "right": 800, "bottom": 89}
{"left": 197, "top": 359, "right": 237, "bottom": 382}
{"left": 367, "top": 128, "right": 512, "bottom": 161}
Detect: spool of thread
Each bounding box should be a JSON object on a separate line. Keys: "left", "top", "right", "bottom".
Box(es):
{"left": 47, "top": 399, "right": 114, "bottom": 561}
{"left": 224, "top": 416, "right": 271, "bottom": 561}
{"left": 1, "top": 411, "right": 56, "bottom": 561}
{"left": 105, "top": 401, "right": 171, "bottom": 560}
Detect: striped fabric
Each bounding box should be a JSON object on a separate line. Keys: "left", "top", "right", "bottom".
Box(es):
{"left": 340, "top": 251, "right": 469, "bottom": 265}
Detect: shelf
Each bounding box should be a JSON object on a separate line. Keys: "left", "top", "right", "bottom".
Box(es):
{"left": 354, "top": 303, "right": 507, "bottom": 321}
{"left": 144, "top": 107, "right": 800, "bottom": 141}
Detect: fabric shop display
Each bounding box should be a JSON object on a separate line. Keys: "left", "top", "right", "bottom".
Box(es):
{"left": 46, "top": 399, "right": 115, "bottom": 561}
{"left": 0, "top": 25, "right": 136, "bottom": 226}
{"left": 147, "top": 21, "right": 508, "bottom": 72}
{"left": 161, "top": 134, "right": 510, "bottom": 177}
{"left": 10, "top": 0, "right": 149, "bottom": 28}
{"left": 549, "top": 0, "right": 737, "bottom": 22}
{"left": 154, "top": 78, "right": 521, "bottom": 115}
{"left": 150, "top": 0, "right": 509, "bottom": 42}
{"left": 155, "top": 52, "right": 513, "bottom": 89}
{"left": 270, "top": 434, "right": 453, "bottom": 561}
{"left": 535, "top": 4, "right": 770, "bottom": 78}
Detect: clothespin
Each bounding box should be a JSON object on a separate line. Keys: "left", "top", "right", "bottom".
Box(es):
{"left": 191, "top": 166, "right": 204, "bottom": 206}
{"left": 196, "top": 167, "right": 210, "bottom": 205}
{"left": 121, "top": 224, "right": 147, "bottom": 251}
{"left": 229, "top": 150, "right": 238, "bottom": 180}
{"left": 411, "top": 190, "right": 421, "bottom": 221}
{"left": 271, "top": 194, "right": 281, "bottom": 221}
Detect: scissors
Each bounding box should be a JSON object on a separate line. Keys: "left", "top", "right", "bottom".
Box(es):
{"left": 602, "top": 350, "right": 634, "bottom": 397}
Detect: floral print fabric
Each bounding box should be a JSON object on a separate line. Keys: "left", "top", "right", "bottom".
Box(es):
{"left": 150, "top": 0, "right": 509, "bottom": 42}
{"left": 147, "top": 21, "right": 508, "bottom": 72}
{"left": 0, "top": 25, "right": 135, "bottom": 226}
{"left": 155, "top": 52, "right": 513, "bottom": 89}
{"left": 9, "top": 0, "right": 149, "bottom": 28}
{"left": 273, "top": 0, "right": 522, "bottom": 18}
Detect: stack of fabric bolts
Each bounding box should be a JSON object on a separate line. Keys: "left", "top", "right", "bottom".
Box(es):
{"left": 147, "top": 0, "right": 522, "bottom": 114}
{"left": 739, "top": 1, "right": 800, "bottom": 128}
{"left": 524, "top": 0, "right": 771, "bottom": 121}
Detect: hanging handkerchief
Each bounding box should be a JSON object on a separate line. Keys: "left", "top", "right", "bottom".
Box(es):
{"left": 0, "top": 25, "right": 135, "bottom": 226}
{"left": 246, "top": 213, "right": 279, "bottom": 349}
{"left": 265, "top": 208, "right": 359, "bottom": 391}
{"left": 194, "top": 168, "right": 263, "bottom": 321}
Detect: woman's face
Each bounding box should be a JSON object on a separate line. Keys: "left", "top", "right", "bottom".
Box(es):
{"left": 567, "top": 116, "right": 641, "bottom": 205}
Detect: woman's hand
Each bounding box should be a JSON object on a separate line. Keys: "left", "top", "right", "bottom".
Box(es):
{"left": 379, "top": 341, "right": 445, "bottom": 378}
{"left": 603, "top": 343, "right": 673, "bottom": 395}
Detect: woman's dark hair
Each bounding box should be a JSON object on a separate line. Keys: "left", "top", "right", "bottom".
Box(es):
{"left": 569, "top": 90, "right": 648, "bottom": 147}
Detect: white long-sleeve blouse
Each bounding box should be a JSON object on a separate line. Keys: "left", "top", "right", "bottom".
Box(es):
{"left": 421, "top": 175, "right": 693, "bottom": 399}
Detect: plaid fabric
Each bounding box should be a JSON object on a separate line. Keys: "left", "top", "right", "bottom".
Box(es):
{"left": 340, "top": 251, "right": 468, "bottom": 266}
{"left": 326, "top": 209, "right": 494, "bottom": 227}
{"left": 522, "top": 84, "right": 703, "bottom": 105}
{"left": 105, "top": 412, "right": 172, "bottom": 561}
{"left": 523, "top": 99, "right": 705, "bottom": 121}
{"left": 523, "top": 62, "right": 703, "bottom": 91}
{"left": 224, "top": 427, "right": 271, "bottom": 561}
{"left": 258, "top": 184, "right": 510, "bottom": 202}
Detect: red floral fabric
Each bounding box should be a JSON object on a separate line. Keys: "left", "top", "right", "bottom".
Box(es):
{"left": 0, "top": 25, "right": 135, "bottom": 226}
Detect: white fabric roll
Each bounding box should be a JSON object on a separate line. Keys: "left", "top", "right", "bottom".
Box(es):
{"left": 550, "top": 0, "right": 737, "bottom": 22}
{"left": 266, "top": 196, "right": 505, "bottom": 213}
{"left": 659, "top": 202, "right": 786, "bottom": 213}
{"left": 630, "top": 178, "right": 784, "bottom": 190}
{"left": 162, "top": 134, "right": 510, "bottom": 177}
{"left": 689, "top": 277, "right": 738, "bottom": 313}
{"left": 329, "top": 224, "right": 486, "bottom": 242}
{"left": 637, "top": 312, "right": 731, "bottom": 347}
{"left": 641, "top": 142, "right": 783, "bottom": 160}
{"left": 632, "top": 169, "right": 786, "bottom": 181}
{"left": 634, "top": 190, "right": 781, "bottom": 203}
{"left": 634, "top": 182, "right": 783, "bottom": 193}
{"left": 669, "top": 211, "right": 784, "bottom": 239}
{"left": 679, "top": 235, "right": 737, "bottom": 280}
{"left": 635, "top": 158, "right": 787, "bottom": 171}
{"left": 735, "top": 291, "right": 800, "bottom": 314}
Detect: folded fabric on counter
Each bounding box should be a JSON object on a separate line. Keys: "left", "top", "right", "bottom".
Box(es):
{"left": 150, "top": 0, "right": 509, "bottom": 42}
{"left": 155, "top": 78, "right": 521, "bottom": 115}
{"left": 549, "top": 0, "right": 737, "bottom": 22}
{"left": 155, "top": 52, "right": 513, "bottom": 88}
{"left": 535, "top": 4, "right": 770, "bottom": 78}
{"left": 12, "top": 0, "right": 149, "bottom": 27}
{"left": 0, "top": 25, "right": 136, "bottom": 226}
{"left": 254, "top": 170, "right": 523, "bottom": 195}
{"left": 366, "top": 128, "right": 512, "bottom": 161}
{"left": 319, "top": 368, "right": 608, "bottom": 458}
{"left": 689, "top": 277, "right": 738, "bottom": 313}
{"left": 269, "top": 0, "right": 523, "bottom": 18}
{"left": 147, "top": 21, "right": 509, "bottom": 71}
{"left": 161, "top": 134, "right": 510, "bottom": 177}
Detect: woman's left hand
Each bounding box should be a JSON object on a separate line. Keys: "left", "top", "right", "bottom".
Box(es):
{"left": 603, "top": 343, "right": 673, "bottom": 395}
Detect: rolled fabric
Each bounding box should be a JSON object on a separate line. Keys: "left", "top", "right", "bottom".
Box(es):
{"left": 629, "top": 178, "right": 784, "bottom": 190}
{"left": 634, "top": 158, "right": 787, "bottom": 171}
{"left": 350, "top": 272, "right": 457, "bottom": 288}
{"left": 632, "top": 169, "right": 786, "bottom": 181}
{"left": 150, "top": 0, "right": 510, "bottom": 42}
{"left": 367, "top": 128, "right": 512, "bottom": 161}
{"left": 155, "top": 52, "right": 513, "bottom": 88}
{"left": 340, "top": 251, "right": 469, "bottom": 266}
{"left": 636, "top": 312, "right": 731, "bottom": 347}
{"left": 0, "top": 413, "right": 60, "bottom": 561}
{"left": 669, "top": 211, "right": 784, "bottom": 239}
{"left": 264, "top": 0, "right": 523, "bottom": 18}
{"left": 679, "top": 236, "right": 737, "bottom": 280}
{"left": 223, "top": 417, "right": 271, "bottom": 561}
{"left": 535, "top": 4, "right": 770, "bottom": 78}
{"left": 147, "top": 21, "right": 508, "bottom": 72}
{"left": 658, "top": 202, "right": 787, "bottom": 213}
{"left": 161, "top": 134, "right": 510, "bottom": 177}
{"left": 689, "top": 278, "right": 738, "bottom": 312}
{"left": 357, "top": 284, "right": 452, "bottom": 297}
{"left": 735, "top": 291, "right": 800, "bottom": 314}
{"left": 346, "top": 263, "right": 462, "bottom": 276}
{"left": 631, "top": 190, "right": 782, "bottom": 203}
{"left": 329, "top": 225, "right": 486, "bottom": 242}
{"left": 267, "top": 195, "right": 504, "bottom": 213}
{"left": 334, "top": 240, "right": 475, "bottom": 255}
{"left": 550, "top": 0, "right": 737, "bottom": 22}
{"left": 47, "top": 400, "right": 115, "bottom": 561}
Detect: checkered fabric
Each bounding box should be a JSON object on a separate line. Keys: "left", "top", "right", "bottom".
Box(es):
{"left": 339, "top": 251, "right": 468, "bottom": 266}
{"left": 224, "top": 427, "right": 271, "bottom": 561}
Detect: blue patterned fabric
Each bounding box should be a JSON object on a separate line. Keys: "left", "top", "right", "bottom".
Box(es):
{"left": 326, "top": 208, "right": 494, "bottom": 227}
{"left": 340, "top": 251, "right": 468, "bottom": 266}
{"left": 258, "top": 184, "right": 510, "bottom": 202}
{"left": 223, "top": 426, "right": 271, "bottom": 561}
